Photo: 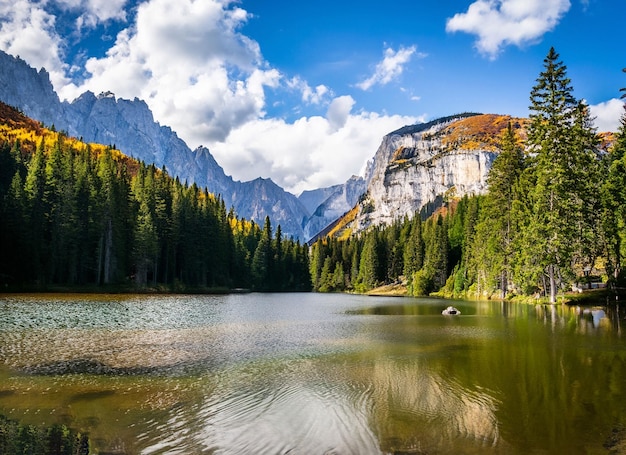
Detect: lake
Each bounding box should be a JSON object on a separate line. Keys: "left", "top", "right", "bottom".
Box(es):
{"left": 0, "top": 293, "right": 625, "bottom": 454}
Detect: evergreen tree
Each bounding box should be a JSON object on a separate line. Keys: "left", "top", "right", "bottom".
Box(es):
{"left": 356, "top": 230, "right": 380, "bottom": 291}
{"left": 252, "top": 216, "right": 273, "bottom": 290}
{"left": 309, "top": 239, "right": 325, "bottom": 291}
{"left": 0, "top": 161, "right": 27, "bottom": 282}
{"left": 272, "top": 224, "right": 285, "bottom": 290}
{"left": 318, "top": 256, "right": 334, "bottom": 292}
{"left": 403, "top": 215, "right": 424, "bottom": 278}
{"left": 524, "top": 47, "right": 599, "bottom": 302}
{"left": 23, "top": 139, "right": 47, "bottom": 283}
{"left": 96, "top": 148, "right": 125, "bottom": 284}
{"left": 424, "top": 215, "right": 449, "bottom": 290}
{"left": 474, "top": 123, "right": 525, "bottom": 297}
{"left": 332, "top": 261, "right": 345, "bottom": 291}
{"left": 601, "top": 95, "right": 626, "bottom": 288}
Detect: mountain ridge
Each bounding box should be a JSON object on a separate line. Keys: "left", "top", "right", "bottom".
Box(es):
{"left": 0, "top": 51, "right": 318, "bottom": 239}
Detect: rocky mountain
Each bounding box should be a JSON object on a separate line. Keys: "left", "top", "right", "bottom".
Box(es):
{"left": 299, "top": 176, "right": 366, "bottom": 240}
{"left": 0, "top": 51, "right": 311, "bottom": 239}
{"left": 0, "top": 52, "right": 65, "bottom": 130}
{"left": 328, "top": 113, "right": 527, "bottom": 237}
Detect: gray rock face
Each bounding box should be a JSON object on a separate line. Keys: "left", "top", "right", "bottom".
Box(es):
{"left": 299, "top": 176, "right": 366, "bottom": 240}
{"left": 352, "top": 114, "right": 507, "bottom": 232}
{"left": 232, "top": 178, "right": 309, "bottom": 238}
{"left": 0, "top": 52, "right": 66, "bottom": 129}
{"left": 0, "top": 50, "right": 309, "bottom": 239}
{"left": 0, "top": 51, "right": 518, "bottom": 242}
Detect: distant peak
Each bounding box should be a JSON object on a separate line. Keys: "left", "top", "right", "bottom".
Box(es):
{"left": 97, "top": 91, "right": 116, "bottom": 100}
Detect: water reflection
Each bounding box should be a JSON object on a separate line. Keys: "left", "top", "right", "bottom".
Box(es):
{"left": 134, "top": 355, "right": 499, "bottom": 455}
{"left": 0, "top": 293, "right": 625, "bottom": 454}
{"left": 532, "top": 303, "right": 623, "bottom": 335}
{"left": 357, "top": 298, "right": 625, "bottom": 337}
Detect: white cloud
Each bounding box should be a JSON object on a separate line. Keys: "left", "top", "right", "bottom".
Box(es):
{"left": 0, "top": 0, "right": 75, "bottom": 91}
{"left": 326, "top": 95, "right": 355, "bottom": 132}
{"left": 357, "top": 45, "right": 421, "bottom": 91}
{"left": 446, "top": 0, "right": 571, "bottom": 59}
{"left": 210, "top": 110, "right": 421, "bottom": 195}
{"left": 55, "top": 0, "right": 127, "bottom": 28}
{"left": 589, "top": 98, "right": 623, "bottom": 132}
{"left": 70, "top": 0, "right": 280, "bottom": 143}
{"left": 0, "top": 0, "right": 425, "bottom": 194}
{"left": 287, "top": 76, "right": 331, "bottom": 105}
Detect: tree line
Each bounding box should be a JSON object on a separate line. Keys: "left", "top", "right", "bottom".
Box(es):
{"left": 0, "top": 123, "right": 310, "bottom": 291}
{"left": 311, "top": 48, "right": 626, "bottom": 302}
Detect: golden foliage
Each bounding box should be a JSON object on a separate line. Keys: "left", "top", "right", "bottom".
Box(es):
{"left": 440, "top": 114, "right": 528, "bottom": 151}
{"left": 0, "top": 102, "right": 144, "bottom": 178}
{"left": 326, "top": 204, "right": 359, "bottom": 239}
{"left": 391, "top": 146, "right": 406, "bottom": 161}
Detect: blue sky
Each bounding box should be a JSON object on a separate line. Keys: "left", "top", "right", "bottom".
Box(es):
{"left": 0, "top": 0, "right": 624, "bottom": 194}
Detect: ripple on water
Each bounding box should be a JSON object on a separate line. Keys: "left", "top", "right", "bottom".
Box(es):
{"left": 137, "top": 360, "right": 382, "bottom": 455}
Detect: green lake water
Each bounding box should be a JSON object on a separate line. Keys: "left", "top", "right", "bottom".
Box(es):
{"left": 0, "top": 293, "right": 625, "bottom": 454}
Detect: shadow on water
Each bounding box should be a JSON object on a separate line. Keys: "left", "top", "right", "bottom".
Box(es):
{"left": 19, "top": 358, "right": 203, "bottom": 377}
{"left": 67, "top": 389, "right": 116, "bottom": 403}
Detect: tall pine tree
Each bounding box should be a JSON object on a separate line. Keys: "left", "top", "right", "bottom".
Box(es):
{"left": 474, "top": 123, "right": 525, "bottom": 297}
{"left": 524, "top": 47, "right": 599, "bottom": 302}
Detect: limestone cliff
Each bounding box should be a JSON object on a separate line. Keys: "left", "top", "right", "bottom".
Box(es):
{"left": 339, "top": 113, "right": 527, "bottom": 235}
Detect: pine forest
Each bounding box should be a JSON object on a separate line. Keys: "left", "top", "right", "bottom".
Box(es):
{"left": 0, "top": 104, "right": 311, "bottom": 292}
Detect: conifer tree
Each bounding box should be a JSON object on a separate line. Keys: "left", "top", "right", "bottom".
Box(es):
{"left": 252, "top": 216, "right": 273, "bottom": 290}
{"left": 272, "top": 224, "right": 284, "bottom": 290}
{"left": 24, "top": 139, "right": 47, "bottom": 283}
{"left": 318, "top": 256, "right": 334, "bottom": 292}
{"left": 601, "top": 84, "right": 626, "bottom": 288}
{"left": 525, "top": 47, "right": 599, "bottom": 302}
{"left": 424, "top": 215, "right": 449, "bottom": 290}
{"left": 474, "top": 123, "right": 525, "bottom": 297}
{"left": 356, "top": 230, "right": 380, "bottom": 291}
{"left": 309, "top": 239, "right": 325, "bottom": 291}
{"left": 403, "top": 215, "right": 424, "bottom": 278}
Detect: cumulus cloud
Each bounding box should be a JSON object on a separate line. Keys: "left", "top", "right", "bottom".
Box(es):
{"left": 589, "top": 98, "right": 623, "bottom": 132}
{"left": 0, "top": 0, "right": 426, "bottom": 193}
{"left": 326, "top": 95, "right": 355, "bottom": 132}
{"left": 446, "top": 0, "right": 571, "bottom": 59}
{"left": 0, "top": 0, "right": 74, "bottom": 91}
{"left": 287, "top": 76, "right": 331, "bottom": 105}
{"left": 68, "top": 0, "right": 282, "bottom": 143}
{"left": 55, "top": 0, "right": 127, "bottom": 28}
{"left": 210, "top": 110, "right": 421, "bottom": 195}
{"left": 357, "top": 45, "right": 422, "bottom": 91}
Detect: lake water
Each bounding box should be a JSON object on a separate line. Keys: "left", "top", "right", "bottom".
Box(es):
{"left": 0, "top": 293, "right": 625, "bottom": 454}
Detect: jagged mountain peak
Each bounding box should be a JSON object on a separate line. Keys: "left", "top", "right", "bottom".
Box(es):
{"left": 97, "top": 91, "right": 116, "bottom": 100}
